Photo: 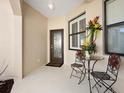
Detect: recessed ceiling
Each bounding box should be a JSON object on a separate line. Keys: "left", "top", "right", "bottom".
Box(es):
{"left": 24, "top": 0, "right": 85, "bottom": 18}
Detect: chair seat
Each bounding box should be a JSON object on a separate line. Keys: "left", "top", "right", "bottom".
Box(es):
{"left": 91, "top": 71, "right": 111, "bottom": 80}
{"left": 71, "top": 63, "right": 83, "bottom": 68}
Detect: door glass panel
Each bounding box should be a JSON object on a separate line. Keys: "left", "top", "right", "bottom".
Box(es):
{"left": 53, "top": 32, "right": 62, "bottom": 58}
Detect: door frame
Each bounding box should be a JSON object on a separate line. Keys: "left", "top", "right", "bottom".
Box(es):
{"left": 49, "top": 29, "right": 64, "bottom": 64}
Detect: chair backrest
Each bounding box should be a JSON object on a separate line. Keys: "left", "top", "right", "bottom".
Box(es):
{"left": 106, "top": 54, "right": 120, "bottom": 80}
{"left": 75, "top": 50, "right": 85, "bottom": 64}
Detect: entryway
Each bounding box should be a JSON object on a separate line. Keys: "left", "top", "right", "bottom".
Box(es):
{"left": 46, "top": 29, "right": 64, "bottom": 67}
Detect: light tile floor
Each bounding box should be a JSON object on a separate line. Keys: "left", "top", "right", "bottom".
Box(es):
{"left": 11, "top": 65, "right": 122, "bottom": 93}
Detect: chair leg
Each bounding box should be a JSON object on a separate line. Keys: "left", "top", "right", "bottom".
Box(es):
{"left": 91, "top": 77, "right": 101, "bottom": 93}
{"left": 94, "top": 85, "right": 100, "bottom": 93}
{"left": 97, "top": 80, "right": 116, "bottom": 93}
{"left": 70, "top": 68, "right": 74, "bottom": 78}
{"left": 92, "top": 80, "right": 100, "bottom": 88}
{"left": 104, "top": 83, "right": 116, "bottom": 93}
{"left": 92, "top": 78, "right": 102, "bottom": 89}
{"left": 109, "top": 87, "right": 116, "bottom": 93}
{"left": 78, "top": 73, "right": 83, "bottom": 84}
{"left": 78, "top": 68, "right": 86, "bottom": 84}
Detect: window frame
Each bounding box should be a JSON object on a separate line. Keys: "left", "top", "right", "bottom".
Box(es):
{"left": 104, "top": 0, "right": 124, "bottom": 56}
{"left": 68, "top": 12, "right": 86, "bottom": 50}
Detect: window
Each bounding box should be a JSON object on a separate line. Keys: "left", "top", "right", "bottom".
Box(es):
{"left": 106, "top": 22, "right": 124, "bottom": 55}
{"left": 68, "top": 12, "right": 86, "bottom": 50}
{"left": 104, "top": 0, "right": 124, "bottom": 56}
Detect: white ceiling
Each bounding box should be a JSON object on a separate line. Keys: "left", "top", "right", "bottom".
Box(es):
{"left": 24, "top": 0, "right": 85, "bottom": 18}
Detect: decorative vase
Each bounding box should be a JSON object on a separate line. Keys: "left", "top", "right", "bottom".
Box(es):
{"left": 85, "top": 51, "right": 90, "bottom": 58}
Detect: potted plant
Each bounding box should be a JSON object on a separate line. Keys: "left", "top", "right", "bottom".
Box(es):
{"left": 82, "top": 16, "right": 102, "bottom": 57}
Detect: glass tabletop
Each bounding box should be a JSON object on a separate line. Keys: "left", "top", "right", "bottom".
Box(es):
{"left": 82, "top": 55, "right": 104, "bottom": 61}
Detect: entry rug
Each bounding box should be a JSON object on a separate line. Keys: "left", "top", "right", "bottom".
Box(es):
{"left": 0, "top": 79, "right": 14, "bottom": 93}
{"left": 46, "top": 62, "right": 63, "bottom": 67}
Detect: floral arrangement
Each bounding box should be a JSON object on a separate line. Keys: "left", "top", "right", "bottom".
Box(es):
{"left": 76, "top": 50, "right": 84, "bottom": 59}
{"left": 82, "top": 16, "right": 102, "bottom": 55}
{"left": 108, "top": 54, "right": 120, "bottom": 69}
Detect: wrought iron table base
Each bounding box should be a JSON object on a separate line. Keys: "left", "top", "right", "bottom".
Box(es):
{"left": 88, "top": 59, "right": 92, "bottom": 93}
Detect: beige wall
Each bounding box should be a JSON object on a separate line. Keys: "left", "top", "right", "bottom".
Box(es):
{"left": 48, "top": 0, "right": 103, "bottom": 64}
{"left": 0, "top": 0, "right": 22, "bottom": 79}
{"left": 48, "top": 0, "right": 124, "bottom": 92}
{"left": 0, "top": 0, "right": 15, "bottom": 76}
{"left": 22, "top": 2, "right": 48, "bottom": 77}
{"left": 14, "top": 16, "right": 22, "bottom": 79}
{"left": 9, "top": 0, "right": 22, "bottom": 15}
{"left": 10, "top": 0, "right": 23, "bottom": 79}
{"left": 66, "top": 0, "right": 104, "bottom": 64}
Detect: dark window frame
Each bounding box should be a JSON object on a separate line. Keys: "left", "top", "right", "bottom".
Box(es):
{"left": 104, "top": 0, "right": 124, "bottom": 56}
{"left": 68, "top": 12, "right": 86, "bottom": 50}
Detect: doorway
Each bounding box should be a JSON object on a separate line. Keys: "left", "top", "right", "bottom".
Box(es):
{"left": 47, "top": 29, "right": 64, "bottom": 67}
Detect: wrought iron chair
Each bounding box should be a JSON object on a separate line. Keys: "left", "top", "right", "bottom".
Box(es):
{"left": 0, "top": 61, "right": 8, "bottom": 76}
{"left": 0, "top": 61, "right": 14, "bottom": 93}
{"left": 70, "top": 50, "right": 86, "bottom": 84}
{"left": 91, "top": 54, "right": 120, "bottom": 93}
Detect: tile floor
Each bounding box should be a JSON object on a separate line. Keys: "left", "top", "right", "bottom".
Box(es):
{"left": 11, "top": 65, "right": 122, "bottom": 93}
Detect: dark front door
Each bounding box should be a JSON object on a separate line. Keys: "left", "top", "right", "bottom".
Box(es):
{"left": 50, "top": 29, "right": 64, "bottom": 66}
